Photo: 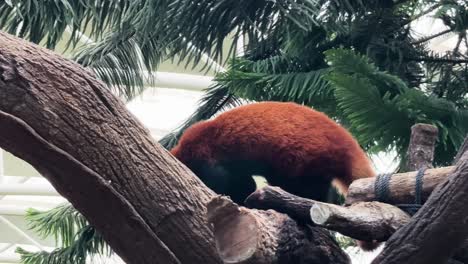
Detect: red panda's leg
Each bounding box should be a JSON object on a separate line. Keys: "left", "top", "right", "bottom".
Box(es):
{"left": 227, "top": 172, "right": 257, "bottom": 205}
{"left": 191, "top": 161, "right": 256, "bottom": 205}
{"left": 267, "top": 171, "right": 334, "bottom": 203}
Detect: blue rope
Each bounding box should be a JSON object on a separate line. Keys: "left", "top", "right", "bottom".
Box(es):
{"left": 415, "top": 167, "right": 425, "bottom": 205}
{"left": 374, "top": 173, "right": 393, "bottom": 203}
{"left": 374, "top": 168, "right": 463, "bottom": 264}
{"left": 374, "top": 168, "right": 426, "bottom": 216}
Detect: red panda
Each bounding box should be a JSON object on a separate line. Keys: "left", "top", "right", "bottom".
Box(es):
{"left": 171, "top": 101, "right": 375, "bottom": 201}
{"left": 171, "top": 101, "right": 378, "bottom": 250}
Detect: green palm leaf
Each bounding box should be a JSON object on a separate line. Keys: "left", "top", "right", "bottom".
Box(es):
{"left": 16, "top": 204, "right": 111, "bottom": 264}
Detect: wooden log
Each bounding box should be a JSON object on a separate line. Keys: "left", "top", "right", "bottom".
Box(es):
{"left": 372, "top": 151, "right": 468, "bottom": 264}
{"left": 207, "top": 196, "right": 351, "bottom": 264}
{"left": 406, "top": 123, "right": 438, "bottom": 170}
{"left": 310, "top": 201, "right": 410, "bottom": 242}
{"left": 345, "top": 166, "right": 455, "bottom": 205}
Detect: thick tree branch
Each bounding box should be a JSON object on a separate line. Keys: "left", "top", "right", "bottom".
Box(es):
{"left": 245, "top": 186, "right": 468, "bottom": 262}
{"left": 345, "top": 166, "right": 455, "bottom": 205}
{"left": 453, "top": 135, "right": 468, "bottom": 164}
{"left": 245, "top": 186, "right": 315, "bottom": 224}
{"left": 0, "top": 110, "right": 181, "bottom": 263}
{"left": 207, "top": 196, "right": 350, "bottom": 264}
{"left": 0, "top": 31, "right": 221, "bottom": 264}
{"left": 372, "top": 152, "right": 468, "bottom": 264}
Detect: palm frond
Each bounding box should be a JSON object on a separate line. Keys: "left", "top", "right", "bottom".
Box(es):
{"left": 0, "top": 0, "right": 130, "bottom": 49}
{"left": 155, "top": 0, "right": 321, "bottom": 67}
{"left": 25, "top": 204, "right": 87, "bottom": 247}
{"left": 0, "top": 0, "right": 162, "bottom": 99}
{"left": 325, "top": 48, "right": 468, "bottom": 166}
{"left": 17, "top": 204, "right": 112, "bottom": 264}
{"left": 16, "top": 226, "right": 110, "bottom": 264}
{"left": 73, "top": 25, "right": 165, "bottom": 100}
{"left": 218, "top": 66, "right": 336, "bottom": 114}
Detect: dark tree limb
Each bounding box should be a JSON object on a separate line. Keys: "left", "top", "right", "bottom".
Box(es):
{"left": 372, "top": 151, "right": 468, "bottom": 264}
{"left": 245, "top": 186, "right": 468, "bottom": 263}
{"left": 245, "top": 186, "right": 316, "bottom": 224}
{"left": 246, "top": 186, "right": 410, "bottom": 242}
{"left": 207, "top": 196, "right": 351, "bottom": 264}
{"left": 406, "top": 123, "right": 438, "bottom": 171}
{"left": 454, "top": 135, "right": 468, "bottom": 165}
{"left": 345, "top": 166, "right": 455, "bottom": 205}
{"left": 0, "top": 31, "right": 221, "bottom": 264}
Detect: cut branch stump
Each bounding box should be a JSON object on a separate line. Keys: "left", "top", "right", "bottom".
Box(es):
{"left": 207, "top": 196, "right": 351, "bottom": 264}
{"left": 406, "top": 123, "right": 438, "bottom": 170}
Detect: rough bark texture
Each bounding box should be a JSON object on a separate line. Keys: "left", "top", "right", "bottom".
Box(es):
{"left": 0, "top": 31, "right": 221, "bottom": 263}
{"left": 207, "top": 196, "right": 351, "bottom": 264}
{"left": 372, "top": 151, "right": 468, "bottom": 264}
{"left": 454, "top": 135, "right": 468, "bottom": 165}
{"left": 345, "top": 166, "right": 455, "bottom": 205}
{"left": 244, "top": 186, "right": 468, "bottom": 262}
{"left": 406, "top": 123, "right": 438, "bottom": 171}
{"left": 245, "top": 186, "right": 316, "bottom": 225}
{"left": 310, "top": 202, "right": 410, "bottom": 242}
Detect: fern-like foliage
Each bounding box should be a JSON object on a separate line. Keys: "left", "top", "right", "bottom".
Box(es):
{"left": 16, "top": 204, "right": 111, "bottom": 264}
{"left": 163, "top": 0, "right": 467, "bottom": 166}
{"left": 325, "top": 48, "right": 468, "bottom": 166}
{"left": 0, "top": 0, "right": 163, "bottom": 99}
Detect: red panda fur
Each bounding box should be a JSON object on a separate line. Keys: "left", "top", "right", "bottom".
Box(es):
{"left": 170, "top": 101, "right": 378, "bottom": 249}
{"left": 171, "top": 101, "right": 375, "bottom": 194}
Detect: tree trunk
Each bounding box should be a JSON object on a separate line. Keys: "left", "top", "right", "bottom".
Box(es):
{"left": 207, "top": 196, "right": 351, "bottom": 264}
{"left": 372, "top": 151, "right": 468, "bottom": 264}
{"left": 0, "top": 31, "right": 221, "bottom": 264}
{"left": 453, "top": 135, "right": 468, "bottom": 165}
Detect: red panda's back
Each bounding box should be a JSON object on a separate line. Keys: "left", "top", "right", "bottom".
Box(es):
{"left": 172, "top": 101, "right": 375, "bottom": 188}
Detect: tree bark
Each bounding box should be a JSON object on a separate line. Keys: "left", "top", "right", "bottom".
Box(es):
{"left": 405, "top": 123, "right": 438, "bottom": 171}
{"left": 245, "top": 186, "right": 316, "bottom": 224}
{"left": 345, "top": 166, "right": 455, "bottom": 205}
{"left": 310, "top": 202, "right": 410, "bottom": 242}
{"left": 207, "top": 196, "right": 351, "bottom": 264}
{"left": 245, "top": 176, "right": 468, "bottom": 262}
{"left": 0, "top": 31, "right": 221, "bottom": 264}
{"left": 372, "top": 151, "right": 468, "bottom": 264}
{"left": 246, "top": 186, "right": 411, "bottom": 242}
{"left": 453, "top": 135, "right": 468, "bottom": 165}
